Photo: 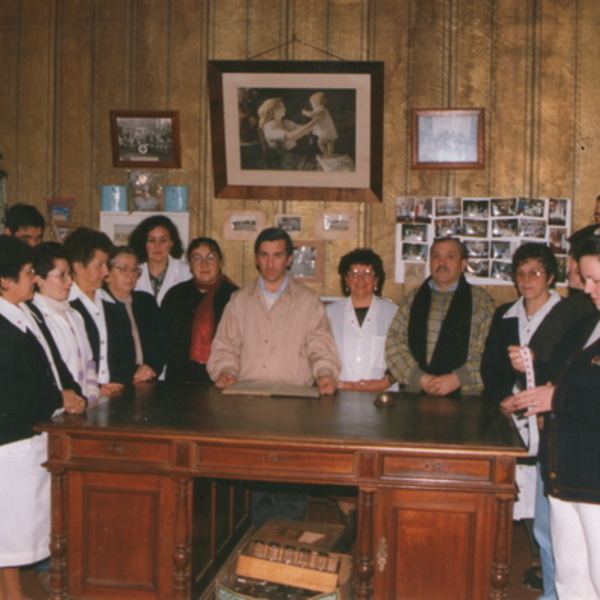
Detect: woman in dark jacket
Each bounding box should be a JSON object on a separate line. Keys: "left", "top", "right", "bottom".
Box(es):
{"left": 104, "top": 246, "right": 165, "bottom": 385}
{"left": 0, "top": 235, "right": 84, "bottom": 598}
{"left": 512, "top": 234, "right": 600, "bottom": 599}
{"left": 162, "top": 237, "right": 238, "bottom": 383}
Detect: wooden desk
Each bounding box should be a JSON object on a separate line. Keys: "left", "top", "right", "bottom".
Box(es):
{"left": 38, "top": 384, "right": 525, "bottom": 600}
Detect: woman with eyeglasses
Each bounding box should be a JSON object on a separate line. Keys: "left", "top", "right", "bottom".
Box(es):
{"left": 0, "top": 236, "right": 84, "bottom": 600}
{"left": 326, "top": 248, "right": 398, "bottom": 393}
{"left": 161, "top": 237, "right": 238, "bottom": 383}
{"left": 104, "top": 247, "right": 165, "bottom": 385}
{"left": 30, "top": 242, "right": 100, "bottom": 403}
{"left": 481, "top": 242, "right": 562, "bottom": 597}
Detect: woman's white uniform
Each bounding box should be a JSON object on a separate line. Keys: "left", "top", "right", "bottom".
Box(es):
{"left": 326, "top": 296, "right": 399, "bottom": 390}
{"left": 0, "top": 299, "right": 62, "bottom": 567}
{"left": 135, "top": 256, "right": 191, "bottom": 306}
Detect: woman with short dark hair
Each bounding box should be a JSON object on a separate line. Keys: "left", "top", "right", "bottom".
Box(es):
{"left": 326, "top": 248, "right": 398, "bottom": 392}
{"left": 0, "top": 235, "right": 84, "bottom": 599}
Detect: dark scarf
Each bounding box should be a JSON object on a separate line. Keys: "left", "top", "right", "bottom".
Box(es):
{"left": 189, "top": 274, "right": 235, "bottom": 364}
{"left": 408, "top": 275, "right": 472, "bottom": 376}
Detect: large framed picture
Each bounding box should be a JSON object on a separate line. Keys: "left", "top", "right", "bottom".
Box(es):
{"left": 411, "top": 109, "right": 485, "bottom": 170}
{"left": 207, "top": 60, "right": 384, "bottom": 202}
{"left": 109, "top": 110, "right": 182, "bottom": 168}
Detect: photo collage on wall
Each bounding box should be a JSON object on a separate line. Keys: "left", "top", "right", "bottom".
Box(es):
{"left": 394, "top": 196, "right": 571, "bottom": 285}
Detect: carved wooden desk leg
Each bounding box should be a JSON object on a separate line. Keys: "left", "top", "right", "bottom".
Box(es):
{"left": 489, "top": 495, "right": 513, "bottom": 600}
{"left": 48, "top": 468, "right": 67, "bottom": 600}
{"left": 355, "top": 488, "right": 375, "bottom": 600}
{"left": 173, "top": 476, "right": 192, "bottom": 600}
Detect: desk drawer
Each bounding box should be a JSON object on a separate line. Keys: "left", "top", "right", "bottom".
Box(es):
{"left": 382, "top": 455, "right": 491, "bottom": 482}
{"left": 70, "top": 437, "right": 170, "bottom": 465}
{"left": 198, "top": 446, "right": 355, "bottom": 476}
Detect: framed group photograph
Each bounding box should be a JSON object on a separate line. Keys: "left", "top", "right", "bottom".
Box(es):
{"left": 222, "top": 211, "right": 266, "bottom": 241}
{"left": 109, "top": 110, "right": 182, "bottom": 168}
{"left": 207, "top": 60, "right": 384, "bottom": 202}
{"left": 411, "top": 109, "right": 485, "bottom": 170}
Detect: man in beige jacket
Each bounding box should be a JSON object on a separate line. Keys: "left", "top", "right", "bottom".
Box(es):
{"left": 207, "top": 227, "right": 340, "bottom": 395}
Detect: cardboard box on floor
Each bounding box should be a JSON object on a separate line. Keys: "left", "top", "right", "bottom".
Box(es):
{"left": 215, "top": 520, "right": 351, "bottom": 600}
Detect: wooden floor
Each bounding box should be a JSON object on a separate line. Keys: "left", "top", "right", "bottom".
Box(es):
{"left": 21, "top": 520, "right": 541, "bottom": 600}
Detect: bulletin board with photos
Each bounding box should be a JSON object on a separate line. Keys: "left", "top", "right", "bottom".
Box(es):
{"left": 394, "top": 196, "right": 571, "bottom": 285}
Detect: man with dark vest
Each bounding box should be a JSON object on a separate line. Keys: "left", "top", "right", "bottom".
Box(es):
{"left": 386, "top": 237, "right": 495, "bottom": 396}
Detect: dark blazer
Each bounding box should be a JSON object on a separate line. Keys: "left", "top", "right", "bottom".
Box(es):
{"left": 540, "top": 310, "right": 600, "bottom": 503}
{"left": 161, "top": 279, "right": 238, "bottom": 383}
{"left": 103, "top": 289, "right": 166, "bottom": 385}
{"left": 481, "top": 302, "right": 527, "bottom": 405}
{"left": 70, "top": 297, "right": 102, "bottom": 369}
{"left": 0, "top": 314, "right": 63, "bottom": 446}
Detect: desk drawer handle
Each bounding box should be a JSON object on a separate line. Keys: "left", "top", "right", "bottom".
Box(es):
{"left": 102, "top": 443, "right": 139, "bottom": 457}
{"left": 376, "top": 537, "right": 387, "bottom": 573}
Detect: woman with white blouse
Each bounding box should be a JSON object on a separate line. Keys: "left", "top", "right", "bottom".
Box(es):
{"left": 128, "top": 215, "right": 191, "bottom": 306}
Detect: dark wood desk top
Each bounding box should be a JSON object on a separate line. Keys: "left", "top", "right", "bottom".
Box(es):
{"left": 39, "top": 383, "right": 525, "bottom": 457}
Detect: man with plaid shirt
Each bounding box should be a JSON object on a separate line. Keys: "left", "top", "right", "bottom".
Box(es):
{"left": 386, "top": 237, "right": 495, "bottom": 396}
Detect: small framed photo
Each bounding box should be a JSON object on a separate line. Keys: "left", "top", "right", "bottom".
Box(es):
{"left": 290, "top": 240, "right": 325, "bottom": 283}
{"left": 467, "top": 259, "right": 490, "bottom": 278}
{"left": 315, "top": 210, "right": 357, "bottom": 240}
{"left": 413, "top": 197, "right": 432, "bottom": 222}
{"left": 462, "top": 219, "right": 489, "bottom": 238}
{"left": 492, "top": 218, "right": 519, "bottom": 237}
{"left": 492, "top": 241, "right": 512, "bottom": 260}
{"left": 275, "top": 214, "right": 303, "bottom": 235}
{"left": 110, "top": 110, "right": 181, "bottom": 168}
{"left": 520, "top": 218, "right": 547, "bottom": 239}
{"left": 396, "top": 197, "right": 415, "bottom": 222}
{"left": 46, "top": 198, "right": 75, "bottom": 223}
{"left": 491, "top": 260, "right": 513, "bottom": 282}
{"left": 411, "top": 109, "right": 484, "bottom": 170}
{"left": 518, "top": 197, "right": 546, "bottom": 218}
{"left": 549, "top": 227, "right": 568, "bottom": 253}
{"left": 223, "top": 211, "right": 266, "bottom": 241}
{"left": 462, "top": 198, "right": 489, "bottom": 218}
{"left": 464, "top": 240, "right": 490, "bottom": 258}
{"left": 128, "top": 170, "right": 163, "bottom": 212}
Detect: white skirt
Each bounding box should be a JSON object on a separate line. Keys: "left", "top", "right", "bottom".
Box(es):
{"left": 0, "top": 433, "right": 51, "bottom": 567}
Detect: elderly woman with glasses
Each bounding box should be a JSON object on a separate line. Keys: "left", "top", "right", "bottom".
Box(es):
{"left": 326, "top": 248, "right": 398, "bottom": 393}
{"left": 104, "top": 246, "right": 165, "bottom": 385}
{"left": 161, "top": 237, "right": 238, "bottom": 383}
{"left": 481, "top": 242, "right": 562, "bottom": 598}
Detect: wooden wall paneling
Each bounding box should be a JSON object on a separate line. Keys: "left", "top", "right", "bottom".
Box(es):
{"left": 453, "top": 0, "right": 492, "bottom": 199}
{"left": 92, "top": 0, "right": 131, "bottom": 225}
{"left": 54, "top": 0, "right": 95, "bottom": 226}
{"left": 372, "top": 0, "right": 411, "bottom": 302}
{"left": 168, "top": 0, "right": 208, "bottom": 238}
{"left": 14, "top": 0, "right": 56, "bottom": 213}
{"left": 488, "top": 0, "right": 532, "bottom": 198}
{"left": 130, "top": 0, "right": 170, "bottom": 108}
{"left": 0, "top": 2, "right": 21, "bottom": 209}
{"left": 572, "top": 0, "right": 600, "bottom": 230}
{"left": 536, "top": 0, "right": 577, "bottom": 202}
{"left": 406, "top": 0, "right": 448, "bottom": 197}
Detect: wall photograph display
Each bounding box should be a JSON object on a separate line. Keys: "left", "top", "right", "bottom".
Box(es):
{"left": 395, "top": 196, "right": 571, "bottom": 285}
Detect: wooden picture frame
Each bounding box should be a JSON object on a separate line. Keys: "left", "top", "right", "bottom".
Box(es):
{"left": 207, "top": 60, "right": 384, "bottom": 202}
{"left": 109, "top": 110, "right": 182, "bottom": 168}
{"left": 290, "top": 240, "right": 325, "bottom": 283}
{"left": 411, "top": 109, "right": 485, "bottom": 170}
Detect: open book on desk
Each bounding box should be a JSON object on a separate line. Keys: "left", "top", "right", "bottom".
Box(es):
{"left": 220, "top": 381, "right": 320, "bottom": 398}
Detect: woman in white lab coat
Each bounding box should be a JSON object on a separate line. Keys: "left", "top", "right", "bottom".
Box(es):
{"left": 128, "top": 215, "right": 191, "bottom": 306}
{"left": 326, "top": 249, "right": 398, "bottom": 392}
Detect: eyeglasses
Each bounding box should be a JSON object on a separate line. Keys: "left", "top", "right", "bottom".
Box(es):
{"left": 515, "top": 269, "right": 546, "bottom": 281}
{"left": 113, "top": 265, "right": 142, "bottom": 277}
{"left": 21, "top": 266, "right": 35, "bottom": 276}
{"left": 47, "top": 272, "right": 71, "bottom": 282}
{"left": 191, "top": 254, "right": 219, "bottom": 264}
{"left": 347, "top": 269, "right": 375, "bottom": 279}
